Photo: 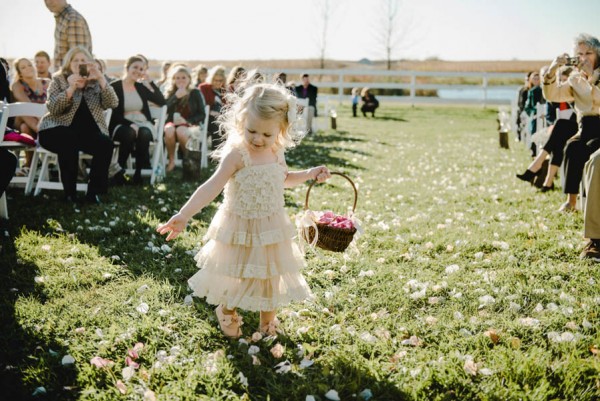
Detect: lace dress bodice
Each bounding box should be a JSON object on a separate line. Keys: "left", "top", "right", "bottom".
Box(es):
{"left": 221, "top": 147, "right": 286, "bottom": 219}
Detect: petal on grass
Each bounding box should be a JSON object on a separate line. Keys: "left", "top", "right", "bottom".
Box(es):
{"left": 324, "top": 389, "right": 341, "bottom": 400}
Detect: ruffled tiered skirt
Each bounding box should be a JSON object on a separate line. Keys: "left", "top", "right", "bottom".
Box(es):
{"left": 188, "top": 208, "right": 313, "bottom": 311}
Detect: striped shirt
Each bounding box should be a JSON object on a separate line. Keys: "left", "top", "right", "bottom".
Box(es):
{"left": 53, "top": 4, "right": 92, "bottom": 69}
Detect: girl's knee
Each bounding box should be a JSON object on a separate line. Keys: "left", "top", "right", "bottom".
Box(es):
{"left": 138, "top": 127, "right": 153, "bottom": 143}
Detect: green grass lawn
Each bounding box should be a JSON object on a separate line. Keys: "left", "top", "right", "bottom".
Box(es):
{"left": 1, "top": 103, "right": 599, "bottom": 400}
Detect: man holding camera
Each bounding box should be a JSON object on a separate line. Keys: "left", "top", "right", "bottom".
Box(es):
{"left": 44, "top": 0, "right": 92, "bottom": 70}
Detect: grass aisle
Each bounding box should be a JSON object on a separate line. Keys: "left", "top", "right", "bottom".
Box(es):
{"left": 1, "top": 104, "right": 599, "bottom": 400}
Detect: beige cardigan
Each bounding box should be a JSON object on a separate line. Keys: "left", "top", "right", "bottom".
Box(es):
{"left": 543, "top": 68, "right": 600, "bottom": 117}
{"left": 39, "top": 74, "right": 118, "bottom": 136}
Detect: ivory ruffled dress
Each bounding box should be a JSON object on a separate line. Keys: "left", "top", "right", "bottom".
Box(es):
{"left": 188, "top": 145, "right": 312, "bottom": 311}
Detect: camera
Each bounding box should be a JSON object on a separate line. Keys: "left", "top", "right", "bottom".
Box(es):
{"left": 565, "top": 56, "right": 579, "bottom": 66}
{"left": 78, "top": 63, "right": 88, "bottom": 77}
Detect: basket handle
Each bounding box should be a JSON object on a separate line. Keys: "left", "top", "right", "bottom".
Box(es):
{"left": 304, "top": 171, "right": 358, "bottom": 212}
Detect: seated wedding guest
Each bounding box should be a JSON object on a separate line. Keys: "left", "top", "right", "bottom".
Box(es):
{"left": 0, "top": 148, "right": 17, "bottom": 240}
{"left": 516, "top": 67, "right": 577, "bottom": 191}
{"left": 37, "top": 45, "right": 118, "bottom": 204}
{"left": 193, "top": 64, "right": 208, "bottom": 87}
{"left": 109, "top": 55, "right": 166, "bottom": 185}
{"left": 163, "top": 64, "right": 206, "bottom": 172}
{"left": 524, "top": 71, "right": 546, "bottom": 156}
{"left": 226, "top": 65, "right": 245, "bottom": 93}
{"left": 360, "top": 87, "right": 379, "bottom": 117}
{"left": 199, "top": 65, "right": 226, "bottom": 148}
{"left": 34, "top": 51, "right": 52, "bottom": 79}
{"left": 10, "top": 57, "right": 50, "bottom": 175}
{"left": 542, "top": 33, "right": 600, "bottom": 212}
{"left": 94, "top": 58, "right": 115, "bottom": 83}
{"left": 581, "top": 149, "right": 600, "bottom": 259}
{"left": 516, "top": 72, "right": 534, "bottom": 141}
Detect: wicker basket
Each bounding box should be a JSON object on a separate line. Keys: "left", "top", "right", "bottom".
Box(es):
{"left": 303, "top": 172, "right": 358, "bottom": 252}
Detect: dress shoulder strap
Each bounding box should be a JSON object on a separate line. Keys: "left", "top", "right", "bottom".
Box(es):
{"left": 236, "top": 144, "right": 252, "bottom": 167}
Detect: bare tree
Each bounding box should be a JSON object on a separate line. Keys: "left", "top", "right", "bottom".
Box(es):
{"left": 373, "top": 0, "right": 415, "bottom": 70}
{"left": 314, "top": 0, "right": 336, "bottom": 69}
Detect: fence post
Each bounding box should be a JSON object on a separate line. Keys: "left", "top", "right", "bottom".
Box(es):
{"left": 482, "top": 74, "right": 488, "bottom": 108}
{"left": 338, "top": 72, "right": 344, "bottom": 105}
{"left": 410, "top": 73, "right": 416, "bottom": 106}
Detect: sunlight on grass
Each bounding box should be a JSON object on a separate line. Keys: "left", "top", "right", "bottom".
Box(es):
{"left": 1, "top": 104, "right": 599, "bottom": 400}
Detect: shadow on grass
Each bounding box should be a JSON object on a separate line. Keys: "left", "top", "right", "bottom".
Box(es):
{"left": 0, "top": 233, "right": 79, "bottom": 400}
{"left": 222, "top": 329, "right": 410, "bottom": 400}
{"left": 0, "top": 130, "right": 367, "bottom": 398}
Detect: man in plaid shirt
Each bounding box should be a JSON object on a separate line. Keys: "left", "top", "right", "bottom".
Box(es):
{"left": 44, "top": 0, "right": 92, "bottom": 70}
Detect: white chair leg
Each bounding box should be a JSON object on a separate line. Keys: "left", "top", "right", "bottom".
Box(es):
{"left": 24, "top": 148, "right": 40, "bottom": 195}
{"left": 34, "top": 152, "right": 51, "bottom": 196}
{"left": 0, "top": 192, "right": 7, "bottom": 219}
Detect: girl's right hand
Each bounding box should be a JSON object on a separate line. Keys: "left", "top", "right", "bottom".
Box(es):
{"left": 156, "top": 213, "right": 189, "bottom": 241}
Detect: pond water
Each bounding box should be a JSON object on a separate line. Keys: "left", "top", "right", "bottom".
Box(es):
{"left": 438, "top": 87, "right": 520, "bottom": 102}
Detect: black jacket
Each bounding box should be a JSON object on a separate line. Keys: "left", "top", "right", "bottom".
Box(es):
{"left": 109, "top": 80, "right": 166, "bottom": 133}
{"left": 166, "top": 88, "right": 206, "bottom": 126}
{"left": 295, "top": 83, "right": 318, "bottom": 110}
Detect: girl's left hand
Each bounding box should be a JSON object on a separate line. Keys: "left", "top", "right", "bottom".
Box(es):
{"left": 156, "top": 213, "right": 189, "bottom": 241}
{"left": 311, "top": 165, "right": 331, "bottom": 183}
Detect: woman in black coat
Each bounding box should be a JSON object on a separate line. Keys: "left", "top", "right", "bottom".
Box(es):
{"left": 109, "top": 55, "right": 166, "bottom": 184}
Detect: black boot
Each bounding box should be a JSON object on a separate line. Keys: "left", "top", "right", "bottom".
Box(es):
{"left": 516, "top": 169, "right": 536, "bottom": 183}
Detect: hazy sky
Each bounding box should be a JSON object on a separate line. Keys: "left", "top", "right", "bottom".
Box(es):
{"left": 0, "top": 0, "right": 599, "bottom": 63}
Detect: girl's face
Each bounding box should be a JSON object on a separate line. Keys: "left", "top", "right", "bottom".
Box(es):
{"left": 243, "top": 112, "right": 280, "bottom": 153}
{"left": 173, "top": 71, "right": 190, "bottom": 89}
{"left": 126, "top": 61, "right": 145, "bottom": 81}
{"left": 575, "top": 43, "right": 598, "bottom": 72}
{"left": 69, "top": 52, "right": 89, "bottom": 75}
{"left": 198, "top": 70, "right": 207, "bottom": 83}
{"left": 17, "top": 59, "right": 35, "bottom": 79}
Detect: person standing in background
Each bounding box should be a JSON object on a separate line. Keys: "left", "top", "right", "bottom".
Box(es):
{"left": 44, "top": 0, "right": 92, "bottom": 70}
{"left": 295, "top": 74, "right": 318, "bottom": 134}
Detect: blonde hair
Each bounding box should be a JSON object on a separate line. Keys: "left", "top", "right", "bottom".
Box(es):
{"left": 13, "top": 57, "right": 33, "bottom": 80}
{"left": 360, "top": 87, "right": 371, "bottom": 97}
{"left": 207, "top": 65, "right": 226, "bottom": 86}
{"left": 164, "top": 64, "right": 193, "bottom": 98}
{"left": 60, "top": 45, "right": 93, "bottom": 76}
{"left": 213, "top": 82, "right": 304, "bottom": 161}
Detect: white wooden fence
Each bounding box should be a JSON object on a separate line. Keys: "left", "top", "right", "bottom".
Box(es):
{"left": 112, "top": 66, "right": 523, "bottom": 107}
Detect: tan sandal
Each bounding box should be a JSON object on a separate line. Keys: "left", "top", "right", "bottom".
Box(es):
{"left": 215, "top": 305, "right": 243, "bottom": 338}
{"left": 259, "top": 318, "right": 281, "bottom": 336}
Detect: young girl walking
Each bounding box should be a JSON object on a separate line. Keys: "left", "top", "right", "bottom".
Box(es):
{"left": 157, "top": 82, "right": 331, "bottom": 338}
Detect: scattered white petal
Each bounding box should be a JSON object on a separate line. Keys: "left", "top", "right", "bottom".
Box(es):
{"left": 325, "top": 389, "right": 341, "bottom": 400}
{"left": 136, "top": 303, "right": 149, "bottom": 314}
{"left": 238, "top": 371, "right": 248, "bottom": 386}
{"left": 479, "top": 368, "right": 493, "bottom": 376}
{"left": 122, "top": 366, "right": 135, "bottom": 381}
{"left": 358, "top": 270, "right": 375, "bottom": 277}
{"left": 41, "top": 245, "right": 51, "bottom": 251}
{"left": 306, "top": 396, "right": 316, "bottom": 401}
{"left": 274, "top": 360, "right": 292, "bottom": 374}
{"left": 143, "top": 390, "right": 157, "bottom": 401}
{"left": 32, "top": 387, "right": 47, "bottom": 396}
{"left": 183, "top": 295, "right": 193, "bottom": 306}
{"left": 34, "top": 276, "right": 45, "bottom": 284}
{"left": 401, "top": 335, "right": 422, "bottom": 346}
{"left": 299, "top": 358, "right": 314, "bottom": 368}
{"left": 359, "top": 332, "right": 378, "bottom": 343}
{"left": 61, "top": 355, "right": 75, "bottom": 366}
{"left": 519, "top": 317, "right": 540, "bottom": 327}
{"left": 137, "top": 284, "right": 149, "bottom": 293}
{"left": 248, "top": 345, "right": 260, "bottom": 355}
{"left": 445, "top": 264, "right": 460, "bottom": 274}
{"left": 464, "top": 359, "right": 478, "bottom": 376}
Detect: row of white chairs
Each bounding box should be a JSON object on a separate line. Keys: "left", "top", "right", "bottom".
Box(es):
{"left": 0, "top": 101, "right": 210, "bottom": 219}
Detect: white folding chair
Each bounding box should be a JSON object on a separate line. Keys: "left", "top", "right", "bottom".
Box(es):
{"left": 0, "top": 192, "right": 7, "bottom": 219}
{"left": 0, "top": 102, "right": 47, "bottom": 195}
{"left": 200, "top": 104, "right": 210, "bottom": 169}
{"left": 33, "top": 109, "right": 113, "bottom": 196}
{"left": 123, "top": 105, "right": 167, "bottom": 185}
{"left": 296, "top": 98, "right": 310, "bottom": 134}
